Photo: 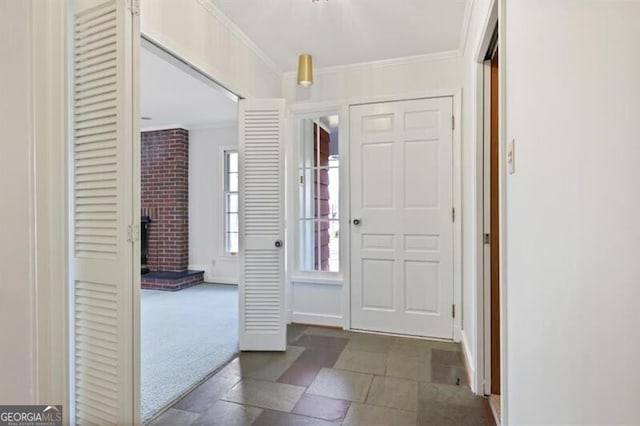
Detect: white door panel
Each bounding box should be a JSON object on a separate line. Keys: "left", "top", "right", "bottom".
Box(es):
{"left": 239, "top": 99, "right": 286, "bottom": 351}
{"left": 350, "top": 97, "right": 454, "bottom": 339}
{"left": 72, "top": 0, "right": 139, "bottom": 424}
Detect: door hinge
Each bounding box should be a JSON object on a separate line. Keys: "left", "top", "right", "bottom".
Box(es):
{"left": 452, "top": 116, "right": 455, "bottom": 130}
{"left": 452, "top": 304, "right": 456, "bottom": 318}
{"left": 127, "top": 224, "right": 140, "bottom": 243}
{"left": 483, "top": 233, "right": 490, "bottom": 244}
{"left": 452, "top": 207, "right": 455, "bottom": 222}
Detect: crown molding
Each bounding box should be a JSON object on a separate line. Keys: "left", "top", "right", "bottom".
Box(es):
{"left": 283, "top": 49, "right": 463, "bottom": 79}
{"left": 459, "top": 0, "right": 476, "bottom": 56}
{"left": 196, "top": 0, "right": 282, "bottom": 76}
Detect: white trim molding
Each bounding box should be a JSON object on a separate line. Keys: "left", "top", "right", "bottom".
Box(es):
{"left": 291, "top": 312, "right": 343, "bottom": 328}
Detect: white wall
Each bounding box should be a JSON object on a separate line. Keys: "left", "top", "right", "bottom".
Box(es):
{"left": 0, "top": 0, "right": 36, "bottom": 403}
{"left": 189, "top": 124, "right": 239, "bottom": 284}
{"left": 140, "top": 0, "right": 281, "bottom": 99}
{"left": 283, "top": 54, "right": 465, "bottom": 104}
{"left": 503, "top": 1, "right": 640, "bottom": 423}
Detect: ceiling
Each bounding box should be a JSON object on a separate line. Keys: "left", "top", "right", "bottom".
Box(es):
{"left": 210, "top": 0, "right": 470, "bottom": 72}
{"left": 140, "top": 43, "right": 237, "bottom": 129}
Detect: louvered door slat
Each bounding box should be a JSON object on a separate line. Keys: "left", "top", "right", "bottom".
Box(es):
{"left": 239, "top": 99, "right": 286, "bottom": 351}
{"left": 73, "top": 0, "right": 137, "bottom": 424}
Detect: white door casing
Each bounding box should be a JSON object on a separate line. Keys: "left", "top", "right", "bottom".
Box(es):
{"left": 238, "top": 99, "right": 287, "bottom": 351}
{"left": 350, "top": 97, "right": 455, "bottom": 339}
{"left": 72, "top": 0, "right": 139, "bottom": 424}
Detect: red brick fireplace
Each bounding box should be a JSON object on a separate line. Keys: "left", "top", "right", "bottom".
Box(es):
{"left": 140, "top": 128, "right": 203, "bottom": 290}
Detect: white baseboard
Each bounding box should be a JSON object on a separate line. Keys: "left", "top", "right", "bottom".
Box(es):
{"left": 188, "top": 264, "right": 238, "bottom": 285}
{"left": 461, "top": 330, "right": 477, "bottom": 393}
{"left": 291, "top": 312, "right": 343, "bottom": 328}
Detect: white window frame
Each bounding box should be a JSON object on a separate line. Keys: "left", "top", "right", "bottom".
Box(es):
{"left": 222, "top": 147, "right": 239, "bottom": 256}
{"left": 287, "top": 106, "right": 349, "bottom": 283}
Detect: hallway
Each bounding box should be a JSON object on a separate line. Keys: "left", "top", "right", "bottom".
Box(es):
{"left": 149, "top": 325, "right": 494, "bottom": 425}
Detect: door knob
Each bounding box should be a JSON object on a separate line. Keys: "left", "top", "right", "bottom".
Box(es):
{"left": 352, "top": 218, "right": 362, "bottom": 226}
{"left": 274, "top": 240, "right": 283, "bottom": 248}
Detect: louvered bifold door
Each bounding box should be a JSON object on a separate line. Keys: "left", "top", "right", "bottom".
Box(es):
{"left": 239, "top": 99, "right": 286, "bottom": 351}
{"left": 72, "top": 1, "right": 138, "bottom": 425}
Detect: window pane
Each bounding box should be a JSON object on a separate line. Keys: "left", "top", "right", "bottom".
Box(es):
{"left": 298, "top": 220, "right": 315, "bottom": 271}
{"left": 227, "top": 232, "right": 239, "bottom": 254}
{"left": 228, "top": 152, "right": 238, "bottom": 173}
{"left": 297, "top": 114, "right": 340, "bottom": 273}
{"left": 298, "top": 219, "right": 339, "bottom": 272}
{"left": 226, "top": 193, "right": 238, "bottom": 213}
{"left": 227, "top": 213, "right": 239, "bottom": 234}
{"left": 298, "top": 168, "right": 316, "bottom": 219}
{"left": 228, "top": 172, "right": 238, "bottom": 192}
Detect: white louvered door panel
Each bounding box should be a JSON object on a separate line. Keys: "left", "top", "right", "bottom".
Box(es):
{"left": 73, "top": 1, "right": 138, "bottom": 424}
{"left": 239, "top": 99, "right": 286, "bottom": 351}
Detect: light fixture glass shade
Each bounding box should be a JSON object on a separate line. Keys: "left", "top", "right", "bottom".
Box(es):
{"left": 297, "top": 54, "right": 313, "bottom": 86}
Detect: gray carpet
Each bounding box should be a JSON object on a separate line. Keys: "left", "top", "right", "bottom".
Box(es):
{"left": 141, "top": 283, "right": 238, "bottom": 420}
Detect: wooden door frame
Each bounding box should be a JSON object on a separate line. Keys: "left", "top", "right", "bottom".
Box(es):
{"left": 473, "top": 0, "right": 508, "bottom": 423}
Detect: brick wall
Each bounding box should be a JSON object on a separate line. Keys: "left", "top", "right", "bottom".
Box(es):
{"left": 141, "top": 128, "right": 189, "bottom": 272}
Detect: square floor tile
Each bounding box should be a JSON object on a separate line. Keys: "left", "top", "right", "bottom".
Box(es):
{"left": 295, "top": 348, "right": 341, "bottom": 368}
{"left": 430, "top": 363, "right": 468, "bottom": 386}
{"left": 334, "top": 350, "right": 386, "bottom": 375}
{"left": 306, "top": 368, "right": 373, "bottom": 402}
{"left": 253, "top": 409, "right": 340, "bottom": 426}
{"left": 223, "top": 378, "right": 305, "bottom": 412}
{"left": 343, "top": 402, "right": 417, "bottom": 426}
{"left": 366, "top": 376, "right": 419, "bottom": 412}
{"left": 237, "top": 346, "right": 304, "bottom": 381}
{"left": 173, "top": 373, "right": 241, "bottom": 413}
{"left": 293, "top": 335, "right": 349, "bottom": 351}
{"left": 418, "top": 382, "right": 482, "bottom": 408}
{"left": 431, "top": 349, "right": 465, "bottom": 367}
{"left": 345, "top": 333, "right": 392, "bottom": 354}
{"left": 418, "top": 402, "right": 490, "bottom": 426}
{"left": 386, "top": 354, "right": 431, "bottom": 382}
{"left": 149, "top": 408, "right": 200, "bottom": 426}
{"left": 192, "top": 401, "right": 262, "bottom": 426}
{"left": 278, "top": 362, "right": 323, "bottom": 387}
{"left": 388, "top": 339, "right": 430, "bottom": 358}
{"left": 292, "top": 394, "right": 350, "bottom": 422}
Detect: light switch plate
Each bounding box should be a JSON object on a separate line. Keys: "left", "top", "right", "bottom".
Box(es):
{"left": 507, "top": 139, "right": 515, "bottom": 175}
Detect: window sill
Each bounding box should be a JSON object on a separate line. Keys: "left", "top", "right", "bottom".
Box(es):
{"left": 289, "top": 274, "right": 343, "bottom": 287}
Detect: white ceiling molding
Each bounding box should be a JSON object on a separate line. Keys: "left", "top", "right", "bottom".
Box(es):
{"left": 458, "top": 0, "right": 476, "bottom": 56}
{"left": 196, "top": 0, "right": 283, "bottom": 75}
{"left": 282, "top": 49, "right": 462, "bottom": 79}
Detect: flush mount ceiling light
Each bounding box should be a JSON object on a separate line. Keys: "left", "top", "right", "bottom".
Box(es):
{"left": 297, "top": 54, "right": 314, "bottom": 87}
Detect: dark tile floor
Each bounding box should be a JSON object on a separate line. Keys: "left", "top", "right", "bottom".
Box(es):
{"left": 149, "top": 325, "right": 496, "bottom": 426}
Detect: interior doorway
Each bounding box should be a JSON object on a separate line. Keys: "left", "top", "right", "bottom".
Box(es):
{"left": 138, "top": 37, "right": 241, "bottom": 421}
{"left": 482, "top": 27, "right": 501, "bottom": 422}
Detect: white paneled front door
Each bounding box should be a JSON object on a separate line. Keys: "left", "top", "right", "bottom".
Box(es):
{"left": 350, "top": 97, "right": 454, "bottom": 339}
